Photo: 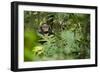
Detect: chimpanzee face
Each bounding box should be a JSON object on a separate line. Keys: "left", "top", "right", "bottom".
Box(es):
{"left": 41, "top": 24, "right": 49, "bottom": 33}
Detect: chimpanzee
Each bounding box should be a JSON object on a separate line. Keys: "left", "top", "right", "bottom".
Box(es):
{"left": 38, "top": 23, "right": 53, "bottom": 36}
{"left": 38, "top": 23, "right": 53, "bottom": 44}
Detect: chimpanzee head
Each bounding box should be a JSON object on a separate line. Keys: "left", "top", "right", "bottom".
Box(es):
{"left": 39, "top": 23, "right": 52, "bottom": 35}
{"left": 41, "top": 23, "right": 49, "bottom": 33}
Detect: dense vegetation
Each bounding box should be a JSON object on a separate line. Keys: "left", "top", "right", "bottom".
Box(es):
{"left": 24, "top": 11, "right": 90, "bottom": 61}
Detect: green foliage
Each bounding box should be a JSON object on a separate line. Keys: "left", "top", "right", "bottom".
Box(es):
{"left": 24, "top": 11, "right": 90, "bottom": 61}
{"left": 24, "top": 28, "right": 39, "bottom": 48}
{"left": 24, "top": 48, "right": 34, "bottom": 61}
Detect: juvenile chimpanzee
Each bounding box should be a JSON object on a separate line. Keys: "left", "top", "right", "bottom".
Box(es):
{"left": 38, "top": 23, "right": 53, "bottom": 44}
{"left": 38, "top": 23, "right": 53, "bottom": 36}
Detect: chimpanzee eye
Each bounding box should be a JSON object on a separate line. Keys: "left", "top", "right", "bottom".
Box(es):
{"left": 43, "top": 26, "right": 48, "bottom": 28}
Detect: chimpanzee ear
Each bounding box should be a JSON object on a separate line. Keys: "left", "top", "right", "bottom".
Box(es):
{"left": 40, "top": 26, "right": 43, "bottom": 31}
